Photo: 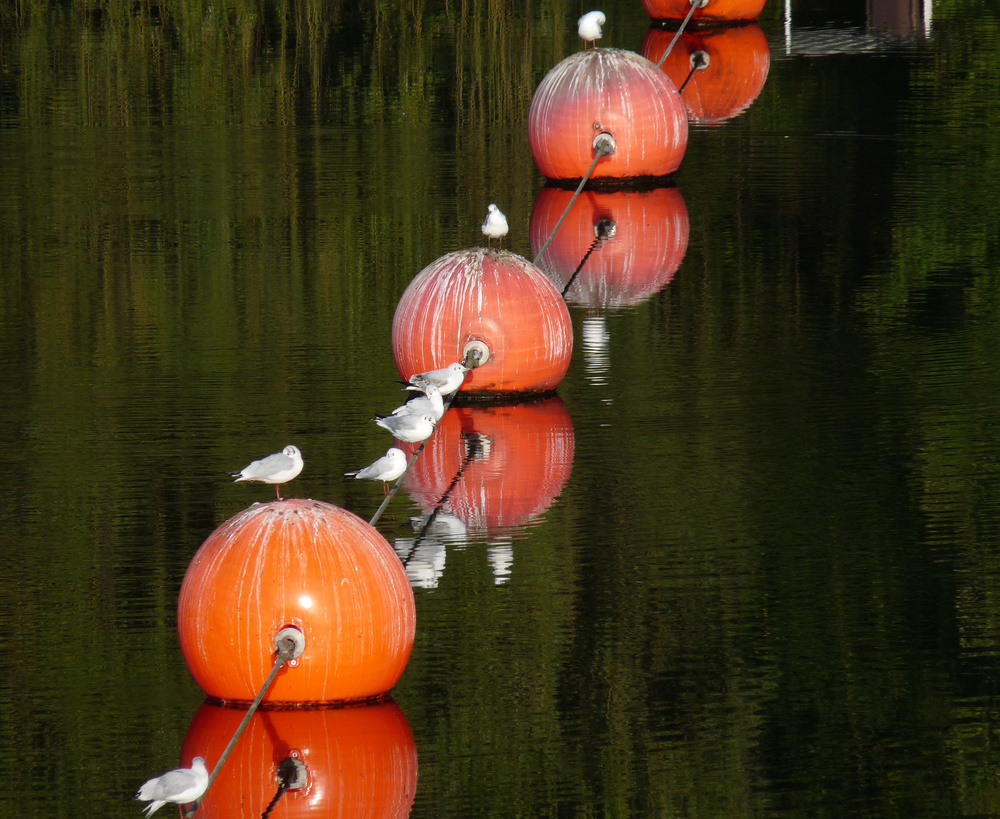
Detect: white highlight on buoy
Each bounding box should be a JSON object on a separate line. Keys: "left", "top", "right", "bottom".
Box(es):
{"left": 136, "top": 757, "right": 209, "bottom": 817}
{"left": 375, "top": 413, "right": 437, "bottom": 443}
{"left": 232, "top": 445, "right": 303, "bottom": 500}
{"left": 407, "top": 362, "right": 469, "bottom": 396}
{"left": 346, "top": 447, "right": 408, "bottom": 492}
{"left": 578, "top": 11, "right": 606, "bottom": 49}
{"left": 391, "top": 384, "right": 445, "bottom": 422}
{"left": 481, "top": 203, "right": 509, "bottom": 246}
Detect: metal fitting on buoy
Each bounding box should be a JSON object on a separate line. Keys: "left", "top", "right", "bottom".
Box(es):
{"left": 595, "top": 218, "right": 617, "bottom": 241}
{"left": 691, "top": 50, "right": 710, "bottom": 70}
{"left": 593, "top": 132, "right": 616, "bottom": 157}
{"left": 690, "top": 0, "right": 710, "bottom": 7}
{"left": 277, "top": 757, "right": 309, "bottom": 791}
{"left": 274, "top": 626, "right": 306, "bottom": 662}
{"left": 462, "top": 338, "right": 492, "bottom": 369}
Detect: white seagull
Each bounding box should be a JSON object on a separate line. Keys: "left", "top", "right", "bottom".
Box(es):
{"left": 481, "top": 204, "right": 509, "bottom": 247}
{"left": 391, "top": 384, "right": 445, "bottom": 422}
{"left": 375, "top": 413, "right": 437, "bottom": 443}
{"left": 406, "top": 362, "right": 469, "bottom": 396}
{"left": 136, "top": 756, "right": 209, "bottom": 817}
{"left": 346, "top": 447, "right": 408, "bottom": 493}
{"left": 578, "top": 11, "right": 605, "bottom": 49}
{"left": 232, "top": 445, "right": 303, "bottom": 500}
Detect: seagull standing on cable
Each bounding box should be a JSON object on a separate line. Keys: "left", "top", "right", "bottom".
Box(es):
{"left": 346, "top": 447, "right": 408, "bottom": 493}
{"left": 578, "top": 11, "right": 606, "bottom": 49}
{"left": 375, "top": 413, "right": 437, "bottom": 444}
{"left": 482, "top": 204, "right": 509, "bottom": 247}
{"left": 406, "top": 362, "right": 469, "bottom": 396}
{"left": 391, "top": 384, "right": 445, "bottom": 422}
{"left": 232, "top": 445, "right": 303, "bottom": 500}
{"left": 136, "top": 757, "right": 210, "bottom": 817}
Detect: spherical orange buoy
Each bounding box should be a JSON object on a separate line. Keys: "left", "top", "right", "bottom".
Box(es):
{"left": 401, "top": 398, "right": 574, "bottom": 529}
{"left": 528, "top": 49, "right": 688, "bottom": 180}
{"left": 642, "top": 24, "right": 770, "bottom": 124}
{"left": 529, "top": 185, "right": 689, "bottom": 308}
{"left": 392, "top": 249, "right": 573, "bottom": 394}
{"left": 641, "top": 0, "right": 766, "bottom": 21}
{"left": 177, "top": 500, "right": 416, "bottom": 705}
{"left": 180, "top": 699, "right": 417, "bottom": 818}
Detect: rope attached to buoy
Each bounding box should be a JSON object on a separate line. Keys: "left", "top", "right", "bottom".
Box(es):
{"left": 186, "top": 628, "right": 306, "bottom": 816}
{"left": 561, "top": 218, "right": 617, "bottom": 298}
{"left": 261, "top": 758, "right": 308, "bottom": 818}
{"left": 656, "top": 0, "right": 710, "bottom": 68}
{"left": 368, "top": 348, "right": 483, "bottom": 528}
{"left": 677, "top": 50, "right": 710, "bottom": 94}
{"left": 533, "top": 132, "right": 617, "bottom": 268}
{"left": 396, "top": 433, "right": 485, "bottom": 566}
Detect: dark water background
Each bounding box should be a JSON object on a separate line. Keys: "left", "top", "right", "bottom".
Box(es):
{"left": 3, "top": 0, "right": 1000, "bottom": 816}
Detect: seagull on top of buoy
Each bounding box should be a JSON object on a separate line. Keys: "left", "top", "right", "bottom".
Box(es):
{"left": 578, "top": 11, "right": 606, "bottom": 49}
{"left": 136, "top": 756, "right": 209, "bottom": 817}
{"left": 345, "top": 447, "right": 408, "bottom": 494}
{"left": 406, "top": 362, "right": 469, "bottom": 396}
{"left": 232, "top": 445, "right": 303, "bottom": 500}
{"left": 482, "top": 203, "right": 509, "bottom": 247}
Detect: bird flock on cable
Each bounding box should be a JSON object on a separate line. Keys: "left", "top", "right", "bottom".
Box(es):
{"left": 135, "top": 12, "right": 606, "bottom": 815}
{"left": 228, "top": 361, "right": 470, "bottom": 501}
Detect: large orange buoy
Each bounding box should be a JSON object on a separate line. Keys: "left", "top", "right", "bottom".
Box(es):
{"left": 392, "top": 249, "right": 572, "bottom": 395}
{"left": 528, "top": 49, "right": 688, "bottom": 180}
{"left": 400, "top": 397, "right": 574, "bottom": 530}
{"left": 529, "top": 185, "right": 689, "bottom": 308}
{"left": 642, "top": 24, "right": 770, "bottom": 124}
{"left": 642, "top": 0, "right": 766, "bottom": 21}
{"left": 180, "top": 699, "right": 417, "bottom": 818}
{"left": 177, "top": 500, "right": 415, "bottom": 705}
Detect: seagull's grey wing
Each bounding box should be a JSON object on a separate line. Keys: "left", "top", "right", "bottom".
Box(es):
{"left": 244, "top": 452, "right": 293, "bottom": 479}
{"left": 139, "top": 769, "right": 198, "bottom": 801}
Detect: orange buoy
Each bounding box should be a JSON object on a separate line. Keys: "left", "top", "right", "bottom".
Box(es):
{"left": 642, "top": 24, "right": 770, "bottom": 124}
{"left": 641, "top": 0, "right": 766, "bottom": 21}
{"left": 177, "top": 500, "right": 415, "bottom": 705}
{"left": 401, "top": 397, "right": 574, "bottom": 530}
{"left": 392, "top": 249, "right": 573, "bottom": 395}
{"left": 180, "top": 699, "right": 417, "bottom": 818}
{"left": 529, "top": 185, "right": 689, "bottom": 308}
{"left": 528, "top": 49, "right": 688, "bottom": 180}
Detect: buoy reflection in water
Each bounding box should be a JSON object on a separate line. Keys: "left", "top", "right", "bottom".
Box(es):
{"left": 642, "top": 24, "right": 771, "bottom": 125}
{"left": 180, "top": 699, "right": 417, "bottom": 818}
{"left": 530, "top": 185, "right": 689, "bottom": 309}
{"left": 394, "top": 398, "right": 575, "bottom": 587}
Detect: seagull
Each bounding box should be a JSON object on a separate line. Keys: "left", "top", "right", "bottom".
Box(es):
{"left": 391, "top": 384, "right": 445, "bottom": 422}
{"left": 346, "top": 447, "right": 408, "bottom": 493}
{"left": 406, "top": 362, "right": 469, "bottom": 396}
{"left": 232, "top": 445, "right": 303, "bottom": 500}
{"left": 578, "top": 11, "right": 605, "bottom": 49}
{"left": 136, "top": 757, "right": 209, "bottom": 818}
{"left": 481, "top": 204, "right": 509, "bottom": 247}
{"left": 375, "top": 413, "right": 437, "bottom": 443}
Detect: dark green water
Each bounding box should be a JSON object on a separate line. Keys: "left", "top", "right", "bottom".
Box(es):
{"left": 2, "top": 0, "right": 1000, "bottom": 816}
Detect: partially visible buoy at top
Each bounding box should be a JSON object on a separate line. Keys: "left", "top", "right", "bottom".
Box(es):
{"left": 177, "top": 499, "right": 415, "bottom": 706}
{"left": 643, "top": 24, "right": 771, "bottom": 125}
{"left": 392, "top": 249, "right": 573, "bottom": 395}
{"left": 528, "top": 49, "right": 688, "bottom": 181}
{"left": 642, "top": 0, "right": 766, "bottom": 22}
